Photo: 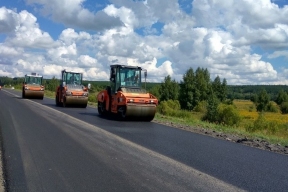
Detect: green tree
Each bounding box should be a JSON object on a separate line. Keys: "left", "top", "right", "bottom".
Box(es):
{"left": 219, "top": 78, "right": 227, "bottom": 102}
{"left": 212, "top": 76, "right": 226, "bottom": 101}
{"left": 203, "top": 91, "right": 220, "bottom": 123}
{"left": 275, "top": 90, "right": 288, "bottom": 105}
{"left": 179, "top": 68, "right": 195, "bottom": 110}
{"left": 149, "top": 84, "right": 161, "bottom": 99}
{"left": 250, "top": 94, "right": 258, "bottom": 103}
{"left": 159, "top": 75, "right": 179, "bottom": 101}
{"left": 194, "top": 67, "right": 211, "bottom": 103}
{"left": 280, "top": 102, "right": 288, "bottom": 114}
{"left": 255, "top": 89, "right": 270, "bottom": 112}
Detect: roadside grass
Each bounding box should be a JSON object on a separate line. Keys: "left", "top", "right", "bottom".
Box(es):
{"left": 44, "top": 90, "right": 55, "bottom": 98}
{"left": 154, "top": 100, "right": 288, "bottom": 146}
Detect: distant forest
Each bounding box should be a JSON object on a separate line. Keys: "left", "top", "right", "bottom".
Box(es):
{"left": 0, "top": 76, "right": 288, "bottom": 101}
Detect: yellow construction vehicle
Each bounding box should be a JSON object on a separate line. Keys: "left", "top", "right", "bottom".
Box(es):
{"left": 22, "top": 73, "right": 45, "bottom": 99}
{"left": 97, "top": 64, "right": 158, "bottom": 121}
{"left": 55, "top": 69, "right": 90, "bottom": 108}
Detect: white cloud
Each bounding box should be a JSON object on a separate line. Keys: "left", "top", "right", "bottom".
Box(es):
{"left": 268, "top": 50, "right": 288, "bottom": 59}
{"left": 0, "top": 0, "right": 288, "bottom": 85}
{"left": 25, "top": 0, "right": 124, "bottom": 31}
{"left": 0, "top": 8, "right": 56, "bottom": 49}
{"left": 0, "top": 7, "right": 19, "bottom": 33}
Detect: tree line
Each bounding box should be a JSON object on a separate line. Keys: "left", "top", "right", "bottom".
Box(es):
{"left": 1, "top": 68, "right": 288, "bottom": 117}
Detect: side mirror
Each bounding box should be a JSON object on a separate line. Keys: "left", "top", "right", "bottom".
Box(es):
{"left": 63, "top": 82, "right": 66, "bottom": 87}
{"left": 88, "top": 83, "right": 91, "bottom": 89}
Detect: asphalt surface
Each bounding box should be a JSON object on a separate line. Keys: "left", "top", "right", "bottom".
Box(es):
{"left": 0, "top": 89, "right": 288, "bottom": 192}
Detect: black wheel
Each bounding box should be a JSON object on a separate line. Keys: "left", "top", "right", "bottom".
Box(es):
{"left": 63, "top": 97, "right": 67, "bottom": 107}
{"left": 98, "top": 102, "right": 106, "bottom": 115}
{"left": 22, "top": 90, "right": 25, "bottom": 98}
{"left": 143, "top": 114, "right": 155, "bottom": 122}
{"left": 56, "top": 95, "right": 60, "bottom": 106}
{"left": 117, "top": 106, "right": 127, "bottom": 120}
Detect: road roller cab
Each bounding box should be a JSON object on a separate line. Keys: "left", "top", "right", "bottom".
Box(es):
{"left": 97, "top": 65, "right": 158, "bottom": 121}
{"left": 22, "top": 73, "right": 45, "bottom": 99}
{"left": 55, "top": 69, "right": 90, "bottom": 108}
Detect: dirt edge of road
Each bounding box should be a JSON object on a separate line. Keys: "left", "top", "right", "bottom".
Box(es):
{"left": 0, "top": 129, "right": 6, "bottom": 192}
{"left": 152, "top": 119, "right": 288, "bottom": 156}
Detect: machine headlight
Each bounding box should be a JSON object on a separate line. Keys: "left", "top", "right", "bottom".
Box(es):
{"left": 25, "top": 87, "right": 29, "bottom": 90}
{"left": 83, "top": 92, "right": 88, "bottom": 96}
{"left": 128, "top": 99, "right": 134, "bottom": 103}
{"left": 150, "top": 100, "right": 154, "bottom": 103}
{"left": 66, "top": 91, "right": 72, "bottom": 96}
{"left": 40, "top": 88, "right": 44, "bottom": 91}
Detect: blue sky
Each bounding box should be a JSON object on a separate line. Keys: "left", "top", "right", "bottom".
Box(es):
{"left": 0, "top": 0, "right": 288, "bottom": 85}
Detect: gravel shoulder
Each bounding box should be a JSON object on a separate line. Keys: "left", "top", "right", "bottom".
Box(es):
{"left": 152, "top": 119, "right": 288, "bottom": 156}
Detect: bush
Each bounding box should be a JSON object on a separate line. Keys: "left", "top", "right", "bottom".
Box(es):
{"left": 203, "top": 94, "right": 219, "bottom": 123}
{"left": 246, "top": 112, "right": 279, "bottom": 134}
{"left": 266, "top": 101, "right": 279, "bottom": 113}
{"left": 158, "top": 100, "right": 180, "bottom": 112}
{"left": 193, "top": 100, "right": 207, "bottom": 113}
{"left": 157, "top": 100, "right": 190, "bottom": 118}
{"left": 217, "top": 104, "right": 241, "bottom": 126}
{"left": 280, "top": 102, "right": 288, "bottom": 114}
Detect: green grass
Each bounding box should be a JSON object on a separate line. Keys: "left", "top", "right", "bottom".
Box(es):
{"left": 154, "top": 107, "right": 288, "bottom": 146}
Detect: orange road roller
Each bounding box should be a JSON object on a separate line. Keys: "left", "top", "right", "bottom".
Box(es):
{"left": 55, "top": 69, "right": 90, "bottom": 108}
{"left": 97, "top": 64, "right": 158, "bottom": 121}
{"left": 22, "top": 73, "right": 45, "bottom": 99}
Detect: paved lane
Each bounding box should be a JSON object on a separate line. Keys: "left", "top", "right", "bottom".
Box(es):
{"left": 1, "top": 89, "right": 288, "bottom": 191}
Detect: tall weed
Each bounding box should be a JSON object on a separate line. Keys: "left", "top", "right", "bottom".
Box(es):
{"left": 246, "top": 112, "right": 279, "bottom": 134}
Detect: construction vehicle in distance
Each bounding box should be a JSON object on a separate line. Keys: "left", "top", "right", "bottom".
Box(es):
{"left": 97, "top": 64, "right": 158, "bottom": 121}
{"left": 22, "top": 73, "right": 45, "bottom": 99}
{"left": 55, "top": 69, "right": 90, "bottom": 108}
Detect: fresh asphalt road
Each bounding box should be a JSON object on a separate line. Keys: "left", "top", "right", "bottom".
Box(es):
{"left": 0, "top": 89, "right": 287, "bottom": 192}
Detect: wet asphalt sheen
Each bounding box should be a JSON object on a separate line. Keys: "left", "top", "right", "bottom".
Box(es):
{"left": 0, "top": 89, "right": 288, "bottom": 192}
